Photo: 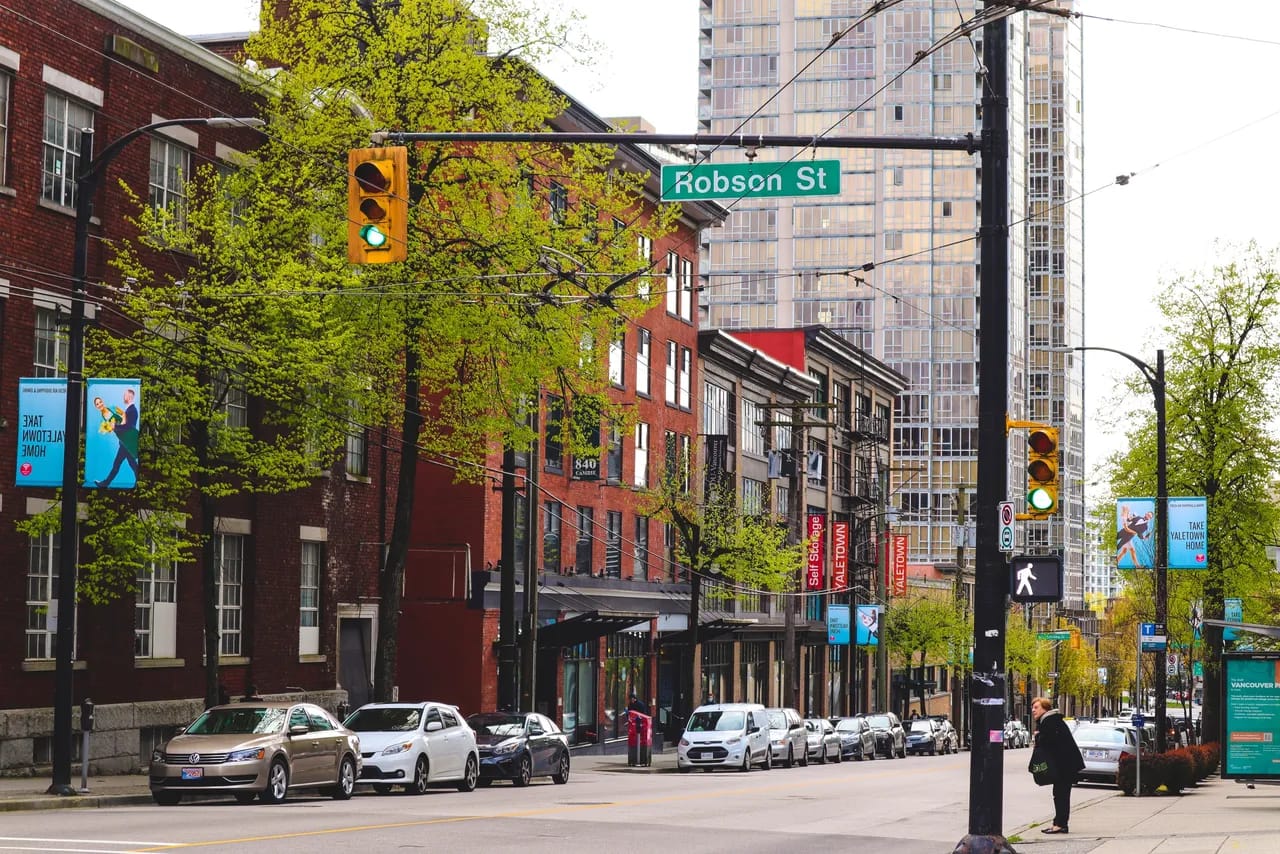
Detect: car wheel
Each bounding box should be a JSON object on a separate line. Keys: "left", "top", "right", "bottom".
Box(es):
{"left": 260, "top": 759, "right": 289, "bottom": 804}
{"left": 833, "top": 745, "right": 842, "bottom": 763}
{"left": 458, "top": 754, "right": 479, "bottom": 792}
{"left": 152, "top": 790, "right": 181, "bottom": 806}
{"left": 551, "top": 751, "right": 570, "bottom": 785}
{"left": 799, "top": 746, "right": 809, "bottom": 767}
{"left": 763, "top": 748, "right": 772, "bottom": 771}
{"left": 411, "top": 755, "right": 431, "bottom": 795}
{"left": 740, "top": 750, "right": 752, "bottom": 772}
{"left": 868, "top": 746, "right": 876, "bottom": 761}
{"left": 786, "top": 746, "right": 794, "bottom": 769}
{"left": 330, "top": 755, "right": 356, "bottom": 800}
{"left": 233, "top": 792, "right": 256, "bottom": 804}
{"left": 898, "top": 744, "right": 907, "bottom": 759}
{"left": 512, "top": 753, "right": 533, "bottom": 787}
{"left": 818, "top": 745, "right": 827, "bottom": 764}
{"left": 855, "top": 747, "right": 864, "bottom": 761}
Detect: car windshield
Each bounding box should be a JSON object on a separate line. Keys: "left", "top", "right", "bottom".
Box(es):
{"left": 467, "top": 713, "right": 526, "bottom": 737}
{"left": 910, "top": 721, "right": 934, "bottom": 733}
{"left": 345, "top": 707, "right": 421, "bottom": 732}
{"left": 866, "top": 715, "right": 892, "bottom": 729}
{"left": 835, "top": 719, "right": 859, "bottom": 732}
{"left": 768, "top": 712, "right": 786, "bottom": 729}
{"left": 185, "top": 707, "right": 287, "bottom": 736}
{"left": 1074, "top": 727, "right": 1128, "bottom": 744}
{"left": 687, "top": 711, "right": 745, "bottom": 732}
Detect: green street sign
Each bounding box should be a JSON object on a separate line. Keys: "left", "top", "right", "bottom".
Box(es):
{"left": 1037, "top": 631, "right": 1072, "bottom": 641}
{"left": 660, "top": 160, "right": 842, "bottom": 201}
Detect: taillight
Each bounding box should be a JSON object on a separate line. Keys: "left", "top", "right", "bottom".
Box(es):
{"left": 1119, "top": 751, "right": 1133, "bottom": 761}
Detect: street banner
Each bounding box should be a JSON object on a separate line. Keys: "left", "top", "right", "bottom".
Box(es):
{"left": 1224, "top": 598, "right": 1243, "bottom": 642}
{"left": 827, "top": 604, "right": 850, "bottom": 645}
{"left": 1168, "top": 497, "right": 1208, "bottom": 569}
{"left": 806, "top": 513, "right": 825, "bottom": 590}
{"left": 886, "top": 533, "right": 908, "bottom": 597}
{"left": 832, "top": 521, "right": 849, "bottom": 591}
{"left": 855, "top": 605, "right": 881, "bottom": 647}
{"left": 1116, "top": 497, "right": 1156, "bottom": 569}
{"left": 1223, "top": 653, "right": 1280, "bottom": 780}
{"left": 16, "top": 378, "right": 67, "bottom": 487}
{"left": 85, "top": 378, "right": 141, "bottom": 489}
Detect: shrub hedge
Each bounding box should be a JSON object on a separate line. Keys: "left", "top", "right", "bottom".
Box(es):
{"left": 1115, "top": 743, "right": 1219, "bottom": 795}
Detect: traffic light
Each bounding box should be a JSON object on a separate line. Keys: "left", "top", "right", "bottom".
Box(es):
{"left": 1025, "top": 425, "right": 1059, "bottom": 516}
{"left": 347, "top": 146, "right": 408, "bottom": 264}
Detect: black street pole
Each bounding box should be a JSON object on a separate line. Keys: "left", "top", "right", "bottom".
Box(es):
{"left": 498, "top": 445, "right": 519, "bottom": 712}
{"left": 48, "top": 116, "right": 261, "bottom": 796}
{"left": 961, "top": 6, "right": 1010, "bottom": 847}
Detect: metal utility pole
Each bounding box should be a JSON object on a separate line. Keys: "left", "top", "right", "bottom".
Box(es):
{"left": 952, "top": 487, "right": 970, "bottom": 746}
{"left": 498, "top": 446, "right": 519, "bottom": 711}
{"left": 1153, "top": 350, "right": 1169, "bottom": 753}
{"left": 519, "top": 411, "right": 540, "bottom": 714}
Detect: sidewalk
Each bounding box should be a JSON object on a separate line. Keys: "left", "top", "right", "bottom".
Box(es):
{"left": 1007, "top": 777, "right": 1280, "bottom": 853}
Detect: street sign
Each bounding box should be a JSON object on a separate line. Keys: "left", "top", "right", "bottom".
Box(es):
{"left": 998, "top": 501, "right": 1015, "bottom": 552}
{"left": 1009, "top": 554, "right": 1062, "bottom": 603}
{"left": 1140, "top": 622, "right": 1167, "bottom": 652}
{"left": 1036, "top": 631, "right": 1071, "bottom": 641}
{"left": 1131, "top": 713, "right": 1146, "bottom": 728}
{"left": 660, "top": 160, "right": 842, "bottom": 201}
{"left": 1167, "top": 653, "right": 1179, "bottom": 676}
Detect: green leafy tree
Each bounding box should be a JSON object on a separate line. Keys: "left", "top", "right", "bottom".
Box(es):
{"left": 1101, "top": 242, "right": 1280, "bottom": 743}
{"left": 884, "top": 592, "right": 968, "bottom": 717}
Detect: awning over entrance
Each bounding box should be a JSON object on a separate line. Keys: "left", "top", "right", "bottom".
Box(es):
{"left": 656, "top": 617, "right": 757, "bottom": 648}
{"left": 536, "top": 610, "right": 656, "bottom": 650}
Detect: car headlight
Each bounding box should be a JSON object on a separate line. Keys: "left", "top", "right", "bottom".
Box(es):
{"left": 227, "top": 747, "right": 266, "bottom": 762}
{"left": 493, "top": 740, "right": 521, "bottom": 755}
{"left": 679, "top": 738, "right": 690, "bottom": 748}
{"left": 151, "top": 749, "right": 164, "bottom": 764}
{"left": 724, "top": 737, "right": 740, "bottom": 746}
{"left": 379, "top": 742, "right": 413, "bottom": 756}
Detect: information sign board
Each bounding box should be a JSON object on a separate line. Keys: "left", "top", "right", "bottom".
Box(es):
{"left": 1223, "top": 653, "right": 1280, "bottom": 780}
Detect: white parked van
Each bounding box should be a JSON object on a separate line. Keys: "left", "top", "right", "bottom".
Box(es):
{"left": 677, "top": 703, "right": 772, "bottom": 773}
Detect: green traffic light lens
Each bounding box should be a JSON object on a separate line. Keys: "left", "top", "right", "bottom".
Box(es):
{"left": 360, "top": 224, "right": 389, "bottom": 248}
{"left": 1028, "top": 488, "right": 1055, "bottom": 511}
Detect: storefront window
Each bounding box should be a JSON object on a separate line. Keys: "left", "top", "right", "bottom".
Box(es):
{"left": 604, "top": 631, "right": 649, "bottom": 738}
{"left": 701, "top": 641, "right": 733, "bottom": 705}
{"left": 828, "top": 645, "right": 845, "bottom": 716}
{"left": 562, "top": 642, "right": 597, "bottom": 744}
{"left": 740, "top": 641, "right": 768, "bottom": 705}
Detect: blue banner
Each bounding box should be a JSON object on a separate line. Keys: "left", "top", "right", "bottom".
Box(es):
{"left": 84, "top": 379, "right": 141, "bottom": 489}
{"left": 1225, "top": 598, "right": 1243, "bottom": 642}
{"left": 827, "top": 604, "right": 850, "bottom": 646}
{"left": 16, "top": 379, "right": 67, "bottom": 487}
{"left": 855, "top": 605, "right": 881, "bottom": 647}
{"left": 1168, "top": 497, "right": 1207, "bottom": 569}
{"left": 1116, "top": 498, "right": 1156, "bottom": 570}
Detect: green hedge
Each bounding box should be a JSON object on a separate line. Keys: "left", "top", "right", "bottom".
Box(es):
{"left": 1116, "top": 743, "right": 1218, "bottom": 795}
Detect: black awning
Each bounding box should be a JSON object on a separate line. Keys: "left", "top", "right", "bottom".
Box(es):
{"left": 536, "top": 610, "right": 656, "bottom": 650}
{"left": 657, "top": 617, "right": 757, "bottom": 648}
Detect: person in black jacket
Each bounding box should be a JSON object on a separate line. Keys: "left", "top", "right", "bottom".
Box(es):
{"left": 1032, "top": 697, "right": 1085, "bottom": 834}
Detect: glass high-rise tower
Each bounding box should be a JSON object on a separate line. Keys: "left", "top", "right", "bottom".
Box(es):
{"left": 697, "top": 1, "right": 1084, "bottom": 602}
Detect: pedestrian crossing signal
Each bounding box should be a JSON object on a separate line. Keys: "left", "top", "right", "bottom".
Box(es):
{"left": 347, "top": 146, "right": 408, "bottom": 264}
{"left": 1009, "top": 554, "right": 1062, "bottom": 604}
{"left": 1025, "top": 426, "right": 1059, "bottom": 517}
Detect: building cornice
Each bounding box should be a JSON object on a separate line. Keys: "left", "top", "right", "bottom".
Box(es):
{"left": 77, "top": 0, "right": 248, "bottom": 85}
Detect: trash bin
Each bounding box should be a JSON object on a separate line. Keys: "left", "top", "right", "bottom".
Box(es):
{"left": 628, "top": 711, "right": 652, "bottom": 767}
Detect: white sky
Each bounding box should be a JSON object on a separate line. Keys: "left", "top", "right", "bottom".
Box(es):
{"left": 120, "top": 0, "right": 1280, "bottom": 476}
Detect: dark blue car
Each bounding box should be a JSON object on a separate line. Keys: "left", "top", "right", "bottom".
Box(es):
{"left": 467, "top": 711, "right": 570, "bottom": 787}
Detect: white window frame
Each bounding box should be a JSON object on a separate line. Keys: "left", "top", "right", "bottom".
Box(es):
{"left": 665, "top": 251, "right": 679, "bottom": 314}
{"left": 679, "top": 257, "right": 693, "bottom": 321}
{"left": 741, "top": 399, "right": 765, "bottom": 456}
{"left": 214, "top": 371, "right": 248, "bottom": 428}
{"left": 149, "top": 135, "right": 192, "bottom": 228}
{"left": 216, "top": 533, "right": 245, "bottom": 657}
{"left": 26, "top": 533, "right": 60, "bottom": 660}
{"left": 135, "top": 547, "right": 177, "bottom": 659}
{"left": 679, "top": 347, "right": 692, "bottom": 409}
{"left": 633, "top": 422, "right": 650, "bottom": 488}
{"left": 608, "top": 327, "right": 625, "bottom": 387}
{"left": 42, "top": 89, "right": 94, "bottom": 208}
{"left": 0, "top": 69, "right": 11, "bottom": 187}
{"left": 33, "top": 306, "right": 66, "bottom": 377}
{"left": 300, "top": 540, "right": 322, "bottom": 656}
{"left": 665, "top": 340, "right": 678, "bottom": 405}
{"left": 636, "top": 328, "right": 651, "bottom": 396}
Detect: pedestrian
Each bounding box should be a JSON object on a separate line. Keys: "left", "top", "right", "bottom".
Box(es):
{"left": 1031, "top": 696, "right": 1085, "bottom": 835}
{"left": 627, "top": 692, "right": 650, "bottom": 715}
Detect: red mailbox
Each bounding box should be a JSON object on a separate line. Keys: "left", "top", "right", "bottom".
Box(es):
{"left": 627, "top": 711, "right": 652, "bottom": 766}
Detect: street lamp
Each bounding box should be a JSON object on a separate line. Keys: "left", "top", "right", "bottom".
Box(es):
{"left": 50, "top": 116, "right": 264, "bottom": 796}
{"left": 1056, "top": 344, "right": 1167, "bottom": 753}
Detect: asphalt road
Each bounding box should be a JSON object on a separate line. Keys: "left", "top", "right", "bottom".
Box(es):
{"left": 0, "top": 748, "right": 1104, "bottom": 853}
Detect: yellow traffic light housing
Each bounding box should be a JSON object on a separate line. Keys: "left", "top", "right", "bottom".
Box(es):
{"left": 1025, "top": 426, "right": 1060, "bottom": 516}
{"left": 347, "top": 146, "right": 408, "bottom": 264}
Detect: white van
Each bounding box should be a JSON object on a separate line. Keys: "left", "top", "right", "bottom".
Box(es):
{"left": 677, "top": 703, "right": 772, "bottom": 773}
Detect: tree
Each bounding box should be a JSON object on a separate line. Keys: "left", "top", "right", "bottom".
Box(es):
{"left": 247, "top": 0, "right": 680, "bottom": 701}
{"left": 1102, "top": 242, "right": 1280, "bottom": 744}
{"left": 884, "top": 591, "right": 968, "bottom": 717}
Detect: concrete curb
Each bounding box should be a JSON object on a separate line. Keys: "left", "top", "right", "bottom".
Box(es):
{"left": 0, "top": 793, "right": 154, "bottom": 812}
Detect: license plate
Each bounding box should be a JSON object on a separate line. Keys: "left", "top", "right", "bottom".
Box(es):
{"left": 181, "top": 767, "right": 204, "bottom": 780}
{"left": 1085, "top": 749, "right": 1107, "bottom": 759}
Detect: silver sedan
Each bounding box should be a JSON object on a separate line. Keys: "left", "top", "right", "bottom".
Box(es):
{"left": 803, "top": 718, "right": 841, "bottom": 764}
{"left": 1074, "top": 725, "right": 1138, "bottom": 785}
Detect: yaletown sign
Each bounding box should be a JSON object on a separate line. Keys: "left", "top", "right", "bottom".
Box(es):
{"left": 660, "top": 159, "right": 842, "bottom": 201}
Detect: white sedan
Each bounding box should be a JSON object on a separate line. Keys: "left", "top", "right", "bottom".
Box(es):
{"left": 343, "top": 701, "right": 479, "bottom": 794}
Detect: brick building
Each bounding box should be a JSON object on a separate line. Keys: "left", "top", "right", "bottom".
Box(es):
{"left": 0, "top": 0, "right": 393, "bottom": 774}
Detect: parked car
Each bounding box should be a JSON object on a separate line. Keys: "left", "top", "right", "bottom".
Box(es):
{"left": 905, "top": 718, "right": 945, "bottom": 756}
{"left": 833, "top": 716, "right": 876, "bottom": 761}
{"left": 765, "top": 707, "right": 808, "bottom": 767}
{"left": 467, "top": 711, "right": 570, "bottom": 787}
{"left": 343, "top": 702, "right": 478, "bottom": 794}
{"left": 804, "top": 718, "right": 842, "bottom": 764}
{"left": 864, "top": 712, "right": 906, "bottom": 759}
{"left": 1074, "top": 724, "right": 1139, "bottom": 785}
{"left": 149, "top": 701, "right": 360, "bottom": 805}
{"left": 676, "top": 703, "right": 771, "bottom": 773}
{"left": 931, "top": 717, "right": 960, "bottom": 753}
{"left": 1004, "top": 720, "right": 1030, "bottom": 749}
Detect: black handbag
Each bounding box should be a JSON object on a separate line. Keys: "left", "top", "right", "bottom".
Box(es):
{"left": 1028, "top": 744, "right": 1056, "bottom": 786}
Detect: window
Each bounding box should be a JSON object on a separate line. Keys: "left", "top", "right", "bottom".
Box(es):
{"left": 679, "top": 257, "right": 693, "bottom": 321}
{"left": 892, "top": 105, "right": 904, "bottom": 121}
{"left": 704, "top": 382, "right": 730, "bottom": 435}
{"left": 0, "top": 70, "right": 10, "bottom": 186}
{"left": 608, "top": 327, "right": 624, "bottom": 386}
{"left": 549, "top": 181, "right": 567, "bottom": 224}
{"left": 42, "top": 91, "right": 94, "bottom": 208}
{"left": 543, "top": 501, "right": 562, "bottom": 573}
{"left": 575, "top": 507, "right": 593, "bottom": 574}
{"left": 741, "top": 399, "right": 765, "bottom": 456}
{"left": 216, "top": 533, "right": 245, "bottom": 657}
{"left": 679, "top": 434, "right": 692, "bottom": 491}
{"left": 633, "top": 516, "right": 649, "bottom": 578}
{"left": 679, "top": 348, "right": 692, "bottom": 409}
{"left": 607, "top": 424, "right": 622, "bottom": 482}
{"left": 636, "top": 234, "right": 653, "bottom": 299}
{"left": 149, "top": 137, "right": 191, "bottom": 228}
{"left": 665, "top": 251, "right": 679, "bottom": 314}
{"left": 135, "top": 549, "right": 177, "bottom": 659}
{"left": 636, "top": 329, "right": 651, "bottom": 396}
{"left": 299, "top": 541, "right": 321, "bottom": 656}
{"left": 775, "top": 484, "right": 790, "bottom": 519}
{"left": 633, "top": 422, "right": 650, "bottom": 488}
{"left": 33, "top": 307, "right": 66, "bottom": 377}
{"left": 742, "top": 478, "right": 766, "bottom": 516}
{"left": 605, "top": 511, "right": 622, "bottom": 578}
{"left": 545, "top": 395, "right": 564, "bottom": 470}
{"left": 942, "top": 201, "right": 953, "bottom": 217}
{"left": 664, "top": 340, "right": 678, "bottom": 404}
{"left": 26, "top": 534, "right": 60, "bottom": 660}
{"left": 214, "top": 372, "right": 248, "bottom": 428}
{"left": 345, "top": 404, "right": 367, "bottom": 477}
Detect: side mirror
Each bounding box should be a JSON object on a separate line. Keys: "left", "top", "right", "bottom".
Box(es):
{"left": 289, "top": 724, "right": 309, "bottom": 736}
{"left": 747, "top": 725, "right": 759, "bottom": 734}
{"left": 425, "top": 720, "right": 443, "bottom": 732}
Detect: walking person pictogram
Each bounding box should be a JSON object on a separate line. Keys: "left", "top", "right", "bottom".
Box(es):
{"left": 1015, "top": 562, "right": 1037, "bottom": 597}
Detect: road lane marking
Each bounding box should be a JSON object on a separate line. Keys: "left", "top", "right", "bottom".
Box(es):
{"left": 134, "top": 762, "right": 950, "bottom": 851}
{"left": 0, "top": 842, "right": 177, "bottom": 847}
{"left": 0, "top": 847, "right": 171, "bottom": 854}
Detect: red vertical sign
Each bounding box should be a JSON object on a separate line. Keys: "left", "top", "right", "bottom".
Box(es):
{"left": 806, "top": 513, "right": 825, "bottom": 590}
{"left": 832, "top": 521, "right": 849, "bottom": 591}
{"left": 885, "top": 533, "right": 909, "bottom": 598}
